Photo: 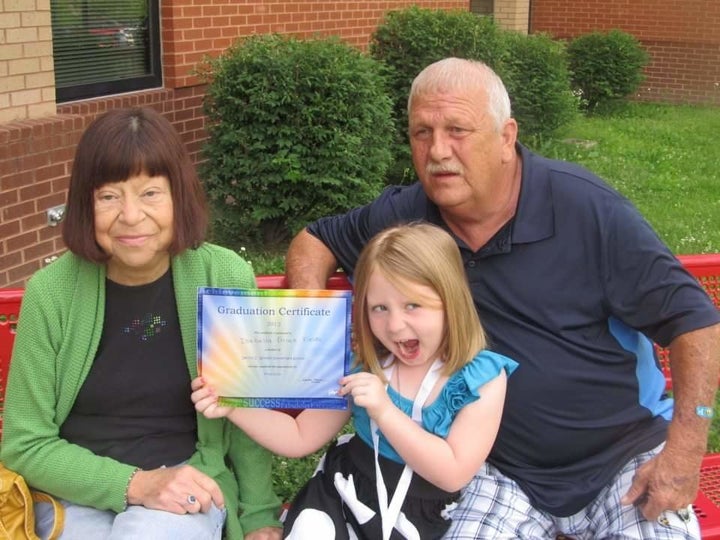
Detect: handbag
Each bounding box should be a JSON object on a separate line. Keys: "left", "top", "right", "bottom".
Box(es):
{"left": 0, "top": 462, "right": 65, "bottom": 540}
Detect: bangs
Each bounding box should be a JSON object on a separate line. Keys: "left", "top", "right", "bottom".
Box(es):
{"left": 88, "top": 117, "right": 174, "bottom": 189}
{"left": 63, "top": 107, "right": 208, "bottom": 263}
{"left": 380, "top": 267, "right": 442, "bottom": 308}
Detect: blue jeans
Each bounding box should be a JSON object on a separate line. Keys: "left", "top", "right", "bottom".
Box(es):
{"left": 34, "top": 499, "right": 226, "bottom": 540}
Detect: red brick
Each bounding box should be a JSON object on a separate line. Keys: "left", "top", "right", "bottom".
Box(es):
{"left": 38, "top": 227, "right": 63, "bottom": 242}
{"left": 8, "top": 261, "right": 40, "bottom": 283}
{"left": 0, "top": 190, "right": 18, "bottom": 207}
{"left": 19, "top": 181, "right": 52, "bottom": 200}
{"left": 36, "top": 193, "right": 67, "bottom": 211}
{"left": 6, "top": 231, "right": 38, "bottom": 253}
{"left": 21, "top": 211, "right": 47, "bottom": 231}
{"left": 25, "top": 240, "right": 57, "bottom": 261}
{"left": 0, "top": 220, "right": 21, "bottom": 242}
{"left": 3, "top": 201, "right": 35, "bottom": 221}
{"left": 0, "top": 251, "right": 22, "bottom": 272}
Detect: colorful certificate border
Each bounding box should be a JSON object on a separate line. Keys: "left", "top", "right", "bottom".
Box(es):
{"left": 197, "top": 287, "right": 352, "bottom": 409}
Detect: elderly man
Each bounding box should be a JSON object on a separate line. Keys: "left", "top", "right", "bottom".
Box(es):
{"left": 285, "top": 58, "right": 720, "bottom": 539}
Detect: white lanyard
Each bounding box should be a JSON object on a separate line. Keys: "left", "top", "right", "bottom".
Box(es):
{"left": 370, "top": 358, "right": 443, "bottom": 540}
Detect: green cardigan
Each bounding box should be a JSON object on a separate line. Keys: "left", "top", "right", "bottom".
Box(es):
{"left": 1, "top": 244, "right": 281, "bottom": 539}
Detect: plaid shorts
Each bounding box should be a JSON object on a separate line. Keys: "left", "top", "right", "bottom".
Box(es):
{"left": 443, "top": 444, "right": 700, "bottom": 539}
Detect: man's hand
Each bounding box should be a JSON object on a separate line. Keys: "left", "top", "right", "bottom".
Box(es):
{"left": 620, "top": 446, "right": 700, "bottom": 520}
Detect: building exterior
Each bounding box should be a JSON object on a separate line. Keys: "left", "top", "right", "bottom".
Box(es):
{"left": 530, "top": 0, "right": 720, "bottom": 106}
{"left": 0, "top": 0, "right": 717, "bottom": 286}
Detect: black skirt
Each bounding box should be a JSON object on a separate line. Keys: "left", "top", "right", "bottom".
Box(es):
{"left": 283, "top": 434, "right": 460, "bottom": 539}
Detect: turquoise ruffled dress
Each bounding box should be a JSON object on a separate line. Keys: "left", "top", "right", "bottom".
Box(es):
{"left": 282, "top": 350, "right": 518, "bottom": 540}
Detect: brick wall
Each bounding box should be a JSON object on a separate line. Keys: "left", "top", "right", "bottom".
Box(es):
{"left": 0, "top": 0, "right": 466, "bottom": 287}
{"left": 0, "top": 0, "right": 55, "bottom": 124}
{"left": 531, "top": 0, "right": 720, "bottom": 105}
{"left": 162, "top": 0, "right": 467, "bottom": 88}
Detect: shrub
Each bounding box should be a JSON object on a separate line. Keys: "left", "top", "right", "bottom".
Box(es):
{"left": 272, "top": 422, "right": 354, "bottom": 503}
{"left": 497, "top": 31, "right": 578, "bottom": 141}
{"left": 199, "top": 34, "right": 394, "bottom": 247}
{"left": 566, "top": 29, "right": 649, "bottom": 112}
{"left": 370, "top": 7, "right": 504, "bottom": 183}
{"left": 272, "top": 451, "right": 321, "bottom": 504}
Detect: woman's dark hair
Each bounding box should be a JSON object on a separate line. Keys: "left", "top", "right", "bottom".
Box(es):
{"left": 62, "top": 107, "right": 208, "bottom": 262}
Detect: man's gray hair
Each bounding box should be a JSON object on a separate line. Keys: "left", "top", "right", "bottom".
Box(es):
{"left": 407, "top": 58, "right": 512, "bottom": 131}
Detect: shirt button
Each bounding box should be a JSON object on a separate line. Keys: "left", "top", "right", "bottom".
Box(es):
{"left": 467, "top": 260, "right": 477, "bottom": 268}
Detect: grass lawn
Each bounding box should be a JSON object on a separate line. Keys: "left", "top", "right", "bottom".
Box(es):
{"left": 536, "top": 102, "right": 720, "bottom": 254}
{"left": 241, "top": 101, "right": 720, "bottom": 500}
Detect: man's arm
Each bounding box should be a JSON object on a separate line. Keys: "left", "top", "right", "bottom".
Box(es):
{"left": 622, "top": 322, "right": 720, "bottom": 519}
{"left": 285, "top": 228, "right": 339, "bottom": 289}
{"left": 668, "top": 323, "right": 720, "bottom": 455}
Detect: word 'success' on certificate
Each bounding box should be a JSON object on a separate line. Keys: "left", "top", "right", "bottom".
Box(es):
{"left": 197, "top": 287, "right": 353, "bottom": 409}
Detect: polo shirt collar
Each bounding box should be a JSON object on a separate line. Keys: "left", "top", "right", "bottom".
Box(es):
{"left": 425, "top": 143, "right": 555, "bottom": 250}
{"left": 512, "top": 143, "right": 554, "bottom": 244}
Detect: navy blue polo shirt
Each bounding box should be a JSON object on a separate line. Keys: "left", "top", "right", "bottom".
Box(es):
{"left": 307, "top": 143, "right": 720, "bottom": 516}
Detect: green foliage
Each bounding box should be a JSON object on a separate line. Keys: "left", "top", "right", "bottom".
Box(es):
{"left": 566, "top": 29, "right": 649, "bottom": 112}
{"left": 199, "top": 34, "right": 394, "bottom": 246}
{"left": 272, "top": 422, "right": 354, "bottom": 503}
{"left": 219, "top": 246, "right": 286, "bottom": 277}
{"left": 497, "top": 31, "right": 578, "bottom": 142}
{"left": 272, "top": 450, "right": 323, "bottom": 504}
{"left": 369, "top": 7, "right": 504, "bottom": 183}
{"left": 240, "top": 245, "right": 285, "bottom": 276}
{"left": 710, "top": 401, "right": 720, "bottom": 454}
{"left": 534, "top": 102, "right": 720, "bottom": 254}
{"left": 370, "top": 7, "right": 504, "bottom": 133}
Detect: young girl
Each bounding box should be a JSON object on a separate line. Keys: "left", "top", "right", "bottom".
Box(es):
{"left": 192, "top": 222, "right": 518, "bottom": 539}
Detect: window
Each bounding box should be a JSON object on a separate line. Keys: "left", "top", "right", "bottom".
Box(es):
{"left": 50, "top": 0, "right": 161, "bottom": 103}
{"left": 470, "top": 0, "right": 494, "bottom": 15}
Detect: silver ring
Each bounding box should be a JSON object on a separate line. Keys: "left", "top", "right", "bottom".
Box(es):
{"left": 187, "top": 494, "right": 197, "bottom": 505}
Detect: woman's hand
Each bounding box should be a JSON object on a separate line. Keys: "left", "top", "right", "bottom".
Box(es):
{"left": 339, "top": 372, "right": 393, "bottom": 422}
{"left": 127, "top": 464, "right": 225, "bottom": 515}
{"left": 245, "top": 526, "right": 283, "bottom": 540}
{"left": 191, "top": 377, "right": 232, "bottom": 419}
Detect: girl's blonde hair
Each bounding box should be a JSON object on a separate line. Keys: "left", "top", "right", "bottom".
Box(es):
{"left": 352, "top": 222, "right": 487, "bottom": 380}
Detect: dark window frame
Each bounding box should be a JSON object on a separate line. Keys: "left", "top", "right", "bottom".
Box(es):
{"left": 470, "top": 0, "right": 494, "bottom": 16}
{"left": 53, "top": 1, "right": 162, "bottom": 103}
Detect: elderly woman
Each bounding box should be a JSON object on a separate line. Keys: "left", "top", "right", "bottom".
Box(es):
{"left": 1, "top": 108, "right": 282, "bottom": 540}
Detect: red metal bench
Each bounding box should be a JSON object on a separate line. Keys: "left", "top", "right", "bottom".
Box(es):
{"left": 1, "top": 255, "right": 720, "bottom": 537}
{"left": 0, "top": 286, "right": 22, "bottom": 437}
{"left": 655, "top": 255, "right": 720, "bottom": 390}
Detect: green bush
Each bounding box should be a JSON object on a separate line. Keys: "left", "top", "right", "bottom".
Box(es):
{"left": 199, "top": 34, "right": 394, "bottom": 247}
{"left": 272, "top": 422, "right": 354, "bottom": 503}
{"left": 370, "top": 7, "right": 504, "bottom": 183}
{"left": 272, "top": 451, "right": 322, "bottom": 504}
{"left": 498, "top": 31, "right": 578, "bottom": 142}
{"left": 567, "top": 29, "right": 649, "bottom": 112}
